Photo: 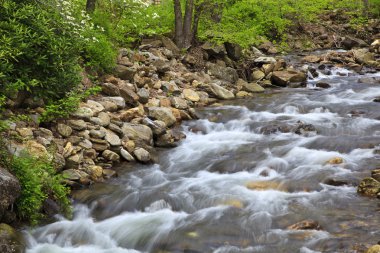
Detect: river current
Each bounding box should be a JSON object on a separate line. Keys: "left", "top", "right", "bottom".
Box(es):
{"left": 25, "top": 65, "right": 380, "bottom": 253}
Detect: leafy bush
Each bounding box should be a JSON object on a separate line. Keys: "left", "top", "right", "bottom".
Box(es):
{"left": 0, "top": 0, "right": 82, "bottom": 101}
{"left": 10, "top": 152, "right": 71, "bottom": 225}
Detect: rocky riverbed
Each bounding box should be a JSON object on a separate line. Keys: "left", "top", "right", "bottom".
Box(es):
{"left": 1, "top": 34, "right": 380, "bottom": 252}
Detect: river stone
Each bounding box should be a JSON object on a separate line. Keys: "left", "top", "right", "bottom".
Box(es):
{"left": 85, "top": 100, "right": 105, "bottom": 115}
{"left": 156, "top": 129, "right": 186, "bottom": 147}
{"left": 183, "top": 89, "right": 200, "bottom": 102}
{"left": 121, "top": 123, "right": 153, "bottom": 145}
{"left": 251, "top": 70, "right": 266, "bottom": 81}
{"left": 353, "top": 48, "right": 375, "bottom": 65}
{"left": 148, "top": 107, "right": 176, "bottom": 127}
{"left": 102, "top": 150, "right": 120, "bottom": 162}
{"left": 102, "top": 97, "right": 126, "bottom": 109}
{"left": 0, "top": 168, "right": 21, "bottom": 219}
{"left": 91, "top": 139, "right": 110, "bottom": 151}
{"left": 104, "top": 129, "right": 121, "bottom": 146}
{"left": 243, "top": 82, "right": 265, "bottom": 93}
{"left": 254, "top": 57, "right": 276, "bottom": 64}
{"left": 225, "top": 42, "right": 242, "bottom": 61}
{"left": 90, "top": 129, "right": 106, "bottom": 139}
{"left": 84, "top": 165, "right": 103, "bottom": 181}
{"left": 0, "top": 223, "right": 25, "bottom": 253}
{"left": 316, "top": 82, "right": 331, "bottom": 89}
{"left": 25, "top": 140, "right": 48, "bottom": 158}
{"left": 120, "top": 148, "right": 135, "bottom": 162}
{"left": 133, "top": 148, "right": 151, "bottom": 163}
{"left": 271, "top": 70, "right": 307, "bottom": 87}
{"left": 16, "top": 128, "right": 33, "bottom": 138}
{"left": 53, "top": 153, "right": 66, "bottom": 171}
{"left": 57, "top": 124, "right": 72, "bottom": 137}
{"left": 371, "top": 169, "right": 380, "bottom": 182}
{"left": 357, "top": 177, "right": 380, "bottom": 196}
{"left": 137, "top": 88, "right": 150, "bottom": 104}
{"left": 66, "top": 154, "right": 83, "bottom": 169}
{"left": 67, "top": 120, "right": 87, "bottom": 131}
{"left": 236, "top": 91, "right": 251, "bottom": 98}
{"left": 367, "top": 245, "right": 380, "bottom": 253}
{"left": 108, "top": 123, "right": 123, "bottom": 136}
{"left": 119, "top": 84, "right": 139, "bottom": 106}
{"left": 114, "top": 65, "right": 136, "bottom": 81}
{"left": 209, "top": 83, "right": 235, "bottom": 100}
{"left": 98, "top": 100, "right": 118, "bottom": 112}
{"left": 78, "top": 139, "right": 93, "bottom": 149}
{"left": 342, "top": 36, "right": 367, "bottom": 50}
{"left": 142, "top": 118, "right": 166, "bottom": 136}
{"left": 170, "top": 97, "right": 188, "bottom": 110}
{"left": 83, "top": 149, "right": 97, "bottom": 160}
{"left": 72, "top": 107, "right": 94, "bottom": 120}
{"left": 202, "top": 42, "right": 227, "bottom": 57}
{"left": 207, "top": 63, "right": 239, "bottom": 84}
{"left": 287, "top": 220, "right": 321, "bottom": 230}
{"left": 102, "top": 82, "right": 120, "bottom": 96}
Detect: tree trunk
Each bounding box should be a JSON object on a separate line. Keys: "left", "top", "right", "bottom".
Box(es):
{"left": 183, "top": 0, "right": 194, "bottom": 48}
{"left": 86, "top": 0, "right": 96, "bottom": 13}
{"left": 192, "top": 3, "right": 204, "bottom": 45}
{"left": 173, "top": 0, "right": 184, "bottom": 48}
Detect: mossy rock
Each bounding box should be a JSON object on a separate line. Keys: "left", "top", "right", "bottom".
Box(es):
{"left": 0, "top": 223, "right": 25, "bottom": 253}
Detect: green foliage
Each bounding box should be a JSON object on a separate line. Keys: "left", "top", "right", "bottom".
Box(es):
{"left": 10, "top": 152, "right": 71, "bottom": 225}
{"left": 40, "top": 86, "right": 101, "bottom": 122}
{"left": 0, "top": 0, "right": 82, "bottom": 101}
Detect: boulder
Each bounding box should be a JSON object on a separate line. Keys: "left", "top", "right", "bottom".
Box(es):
{"left": 104, "top": 129, "right": 121, "bottom": 146}
{"left": 133, "top": 148, "right": 151, "bottom": 163}
{"left": 183, "top": 89, "right": 200, "bottom": 102}
{"left": 57, "top": 124, "right": 72, "bottom": 137}
{"left": 209, "top": 83, "right": 235, "bottom": 100}
{"left": 148, "top": 107, "right": 177, "bottom": 127}
{"left": 207, "top": 63, "right": 239, "bottom": 84}
{"left": 357, "top": 177, "right": 380, "bottom": 196}
{"left": 67, "top": 119, "right": 87, "bottom": 131}
{"left": 0, "top": 223, "right": 25, "bottom": 253}
{"left": 224, "top": 42, "right": 242, "bottom": 61}
{"left": 121, "top": 123, "right": 153, "bottom": 145}
{"left": 0, "top": 168, "right": 20, "bottom": 219}
{"left": 120, "top": 148, "right": 135, "bottom": 162}
{"left": 114, "top": 65, "right": 136, "bottom": 81}
{"left": 102, "top": 83, "right": 120, "bottom": 96}
{"left": 102, "top": 150, "right": 120, "bottom": 162}
{"left": 119, "top": 84, "right": 139, "bottom": 107}
{"left": 342, "top": 36, "right": 368, "bottom": 50}
{"left": 271, "top": 70, "right": 307, "bottom": 87}
{"left": 170, "top": 97, "right": 188, "bottom": 110}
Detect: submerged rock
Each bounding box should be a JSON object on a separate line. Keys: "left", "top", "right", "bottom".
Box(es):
{"left": 287, "top": 220, "right": 321, "bottom": 230}
{"left": 0, "top": 223, "right": 25, "bottom": 253}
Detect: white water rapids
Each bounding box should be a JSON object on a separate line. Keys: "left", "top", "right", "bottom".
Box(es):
{"left": 25, "top": 67, "right": 380, "bottom": 253}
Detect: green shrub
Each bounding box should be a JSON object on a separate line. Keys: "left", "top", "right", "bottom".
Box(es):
{"left": 0, "top": 0, "right": 82, "bottom": 101}
{"left": 10, "top": 152, "right": 71, "bottom": 225}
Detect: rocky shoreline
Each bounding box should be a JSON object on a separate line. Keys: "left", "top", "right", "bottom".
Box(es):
{"left": 1, "top": 33, "right": 380, "bottom": 252}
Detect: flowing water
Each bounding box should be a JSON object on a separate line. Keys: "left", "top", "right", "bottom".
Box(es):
{"left": 25, "top": 64, "right": 380, "bottom": 253}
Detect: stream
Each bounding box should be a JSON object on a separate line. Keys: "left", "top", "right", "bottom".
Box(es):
{"left": 24, "top": 62, "right": 380, "bottom": 253}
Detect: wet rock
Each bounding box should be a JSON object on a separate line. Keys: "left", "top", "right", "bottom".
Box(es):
{"left": 67, "top": 119, "right": 87, "bottom": 131}
{"left": 371, "top": 169, "right": 380, "bottom": 182}
{"left": 0, "top": 223, "right": 25, "bottom": 253}
{"left": 353, "top": 48, "right": 375, "bottom": 65}
{"left": 357, "top": 177, "right": 380, "bottom": 196}
{"left": 271, "top": 70, "right": 307, "bottom": 87}
{"left": 102, "top": 150, "right": 120, "bottom": 162}
{"left": 120, "top": 148, "right": 135, "bottom": 162}
{"left": 316, "top": 82, "right": 331, "bottom": 89}
{"left": 326, "top": 157, "right": 344, "bottom": 165}
{"left": 293, "top": 122, "right": 317, "bottom": 135}
{"left": 366, "top": 245, "right": 380, "bottom": 253}
{"left": 57, "top": 124, "right": 73, "bottom": 137}
{"left": 0, "top": 168, "right": 21, "bottom": 219}
{"left": 358, "top": 77, "right": 378, "bottom": 84}
{"left": 183, "top": 89, "right": 200, "bottom": 102}
{"left": 121, "top": 123, "right": 153, "bottom": 145}
{"left": 373, "top": 97, "right": 380, "bottom": 103}
{"left": 156, "top": 129, "right": 186, "bottom": 147}
{"left": 84, "top": 165, "right": 103, "bottom": 181}
{"left": 260, "top": 124, "right": 292, "bottom": 135}
{"left": 133, "top": 148, "right": 151, "bottom": 163}
{"left": 207, "top": 63, "right": 239, "bottom": 84}
{"left": 287, "top": 220, "right": 321, "bottom": 230}
{"left": 209, "top": 83, "right": 235, "bottom": 100}
{"left": 148, "top": 107, "right": 176, "bottom": 127}
{"left": 324, "top": 178, "right": 349, "bottom": 187}
{"left": 302, "top": 55, "right": 321, "bottom": 63}
{"left": 242, "top": 82, "right": 265, "bottom": 93}
{"left": 142, "top": 118, "right": 166, "bottom": 136}
{"left": 104, "top": 129, "right": 121, "bottom": 147}
{"left": 236, "top": 91, "right": 251, "bottom": 98}
{"left": 246, "top": 181, "right": 287, "bottom": 191}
